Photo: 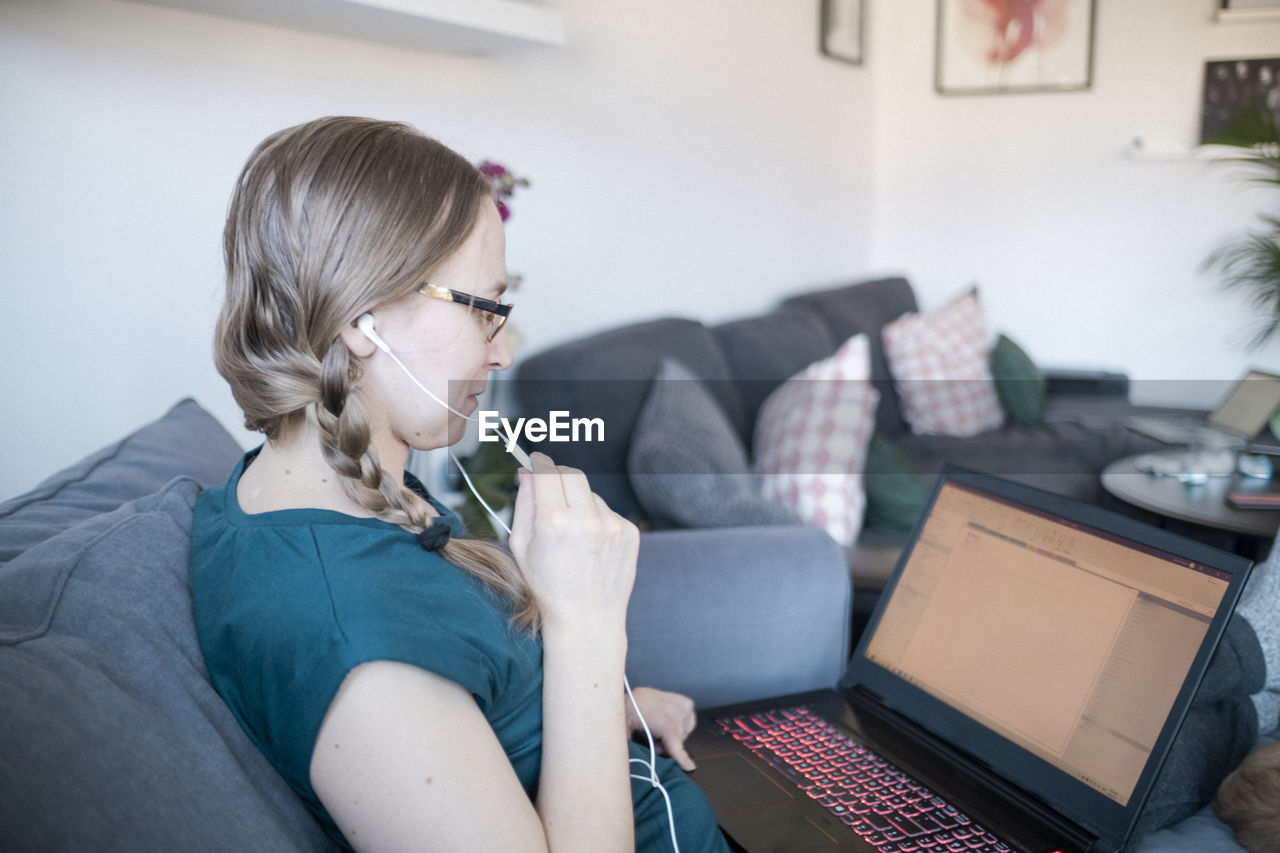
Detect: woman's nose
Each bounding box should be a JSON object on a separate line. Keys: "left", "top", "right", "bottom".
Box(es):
{"left": 489, "top": 326, "right": 514, "bottom": 370}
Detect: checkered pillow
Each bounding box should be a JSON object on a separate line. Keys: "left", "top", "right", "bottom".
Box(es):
{"left": 881, "top": 288, "right": 1004, "bottom": 437}
{"left": 752, "top": 334, "right": 879, "bottom": 547}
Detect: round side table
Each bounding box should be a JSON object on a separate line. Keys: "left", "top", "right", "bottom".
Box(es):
{"left": 1101, "top": 450, "right": 1280, "bottom": 553}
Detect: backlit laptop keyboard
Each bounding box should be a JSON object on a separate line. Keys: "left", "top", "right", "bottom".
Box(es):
{"left": 716, "top": 706, "right": 1013, "bottom": 853}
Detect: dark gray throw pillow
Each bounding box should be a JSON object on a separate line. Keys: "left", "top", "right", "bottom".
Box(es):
{"left": 0, "top": 477, "right": 336, "bottom": 852}
{"left": 627, "top": 359, "right": 799, "bottom": 529}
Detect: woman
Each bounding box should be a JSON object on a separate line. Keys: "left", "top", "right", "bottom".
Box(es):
{"left": 190, "top": 116, "right": 731, "bottom": 852}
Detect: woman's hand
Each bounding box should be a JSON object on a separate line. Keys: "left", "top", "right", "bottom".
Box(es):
{"left": 627, "top": 686, "right": 698, "bottom": 772}
{"left": 507, "top": 452, "right": 639, "bottom": 634}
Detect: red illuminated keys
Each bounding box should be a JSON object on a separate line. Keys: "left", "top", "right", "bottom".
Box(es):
{"left": 715, "top": 706, "right": 1013, "bottom": 852}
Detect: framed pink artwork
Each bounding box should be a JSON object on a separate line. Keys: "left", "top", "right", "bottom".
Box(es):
{"left": 935, "top": 0, "right": 1096, "bottom": 95}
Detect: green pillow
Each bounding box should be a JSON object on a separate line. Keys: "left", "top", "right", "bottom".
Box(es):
{"left": 990, "top": 333, "right": 1047, "bottom": 427}
{"left": 862, "top": 434, "right": 932, "bottom": 534}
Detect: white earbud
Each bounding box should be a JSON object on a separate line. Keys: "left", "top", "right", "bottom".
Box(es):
{"left": 357, "top": 313, "right": 390, "bottom": 354}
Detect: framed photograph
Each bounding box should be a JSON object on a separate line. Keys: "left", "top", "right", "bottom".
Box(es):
{"left": 1200, "top": 58, "right": 1280, "bottom": 143}
{"left": 820, "top": 0, "right": 864, "bottom": 67}
{"left": 935, "top": 0, "right": 1096, "bottom": 95}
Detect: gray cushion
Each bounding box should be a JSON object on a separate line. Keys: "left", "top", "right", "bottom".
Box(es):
{"left": 514, "top": 317, "right": 744, "bottom": 521}
{"left": 0, "top": 398, "right": 242, "bottom": 564}
{"left": 0, "top": 478, "right": 336, "bottom": 853}
{"left": 627, "top": 359, "right": 799, "bottom": 530}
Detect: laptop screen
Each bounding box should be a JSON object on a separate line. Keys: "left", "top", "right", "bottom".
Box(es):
{"left": 863, "top": 480, "right": 1230, "bottom": 806}
{"left": 848, "top": 471, "right": 1251, "bottom": 845}
{"left": 1209, "top": 369, "right": 1280, "bottom": 438}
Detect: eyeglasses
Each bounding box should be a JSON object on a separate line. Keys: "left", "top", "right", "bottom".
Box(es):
{"left": 418, "top": 283, "right": 513, "bottom": 342}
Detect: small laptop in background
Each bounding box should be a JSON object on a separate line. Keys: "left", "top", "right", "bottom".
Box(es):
{"left": 687, "top": 468, "right": 1251, "bottom": 853}
{"left": 1128, "top": 368, "right": 1280, "bottom": 446}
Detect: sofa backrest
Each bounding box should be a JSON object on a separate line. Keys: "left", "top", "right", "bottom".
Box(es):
{"left": 780, "top": 277, "right": 919, "bottom": 436}
{"left": 709, "top": 307, "right": 839, "bottom": 450}
{"left": 513, "top": 278, "right": 921, "bottom": 522}
{"left": 509, "top": 279, "right": 921, "bottom": 522}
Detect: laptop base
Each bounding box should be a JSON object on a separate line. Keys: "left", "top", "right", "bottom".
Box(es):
{"left": 689, "top": 688, "right": 1101, "bottom": 853}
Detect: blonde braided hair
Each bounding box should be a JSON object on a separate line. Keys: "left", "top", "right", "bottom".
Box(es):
{"left": 215, "top": 116, "right": 537, "bottom": 630}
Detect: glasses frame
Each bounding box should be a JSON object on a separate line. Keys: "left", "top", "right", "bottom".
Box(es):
{"left": 418, "top": 283, "right": 513, "bottom": 342}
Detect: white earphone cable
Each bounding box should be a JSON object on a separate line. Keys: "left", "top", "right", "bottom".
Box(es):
{"left": 381, "top": 345, "right": 477, "bottom": 422}
{"left": 448, "top": 449, "right": 512, "bottom": 537}
{"left": 626, "top": 675, "right": 681, "bottom": 853}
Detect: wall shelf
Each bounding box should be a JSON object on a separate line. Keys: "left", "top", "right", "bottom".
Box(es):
{"left": 1215, "top": 7, "right": 1280, "bottom": 23}
{"left": 1123, "top": 141, "right": 1250, "bottom": 162}
{"left": 130, "top": 0, "right": 567, "bottom": 54}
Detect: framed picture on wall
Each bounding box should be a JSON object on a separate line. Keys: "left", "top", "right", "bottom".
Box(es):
{"left": 1201, "top": 58, "right": 1280, "bottom": 143}
{"left": 935, "top": 0, "right": 1096, "bottom": 95}
{"left": 820, "top": 0, "right": 863, "bottom": 66}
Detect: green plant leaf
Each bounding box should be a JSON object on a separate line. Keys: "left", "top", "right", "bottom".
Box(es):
{"left": 1203, "top": 100, "right": 1280, "bottom": 350}
{"left": 1204, "top": 99, "right": 1280, "bottom": 149}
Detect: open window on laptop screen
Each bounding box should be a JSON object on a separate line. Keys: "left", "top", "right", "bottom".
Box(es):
{"left": 847, "top": 471, "right": 1251, "bottom": 844}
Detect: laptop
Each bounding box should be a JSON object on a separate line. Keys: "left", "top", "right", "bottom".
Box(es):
{"left": 686, "top": 468, "right": 1252, "bottom": 853}
{"left": 1127, "top": 368, "right": 1280, "bottom": 445}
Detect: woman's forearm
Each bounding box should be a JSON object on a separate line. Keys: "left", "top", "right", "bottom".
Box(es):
{"left": 536, "top": 622, "right": 633, "bottom": 852}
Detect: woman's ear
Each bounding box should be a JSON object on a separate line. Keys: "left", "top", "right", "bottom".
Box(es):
{"left": 339, "top": 315, "right": 380, "bottom": 358}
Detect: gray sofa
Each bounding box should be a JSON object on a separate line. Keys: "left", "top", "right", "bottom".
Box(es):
{"left": 0, "top": 397, "right": 851, "bottom": 851}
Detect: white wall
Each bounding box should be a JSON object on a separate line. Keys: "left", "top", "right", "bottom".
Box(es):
{"left": 865, "top": 0, "right": 1280, "bottom": 406}
{"left": 4, "top": 0, "right": 1279, "bottom": 503}
{"left": 0, "top": 0, "right": 873, "bottom": 501}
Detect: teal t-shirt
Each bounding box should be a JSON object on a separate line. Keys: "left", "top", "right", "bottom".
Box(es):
{"left": 190, "top": 452, "right": 728, "bottom": 852}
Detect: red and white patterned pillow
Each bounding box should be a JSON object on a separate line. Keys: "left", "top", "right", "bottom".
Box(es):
{"left": 752, "top": 334, "right": 879, "bottom": 547}
{"left": 881, "top": 288, "right": 1004, "bottom": 437}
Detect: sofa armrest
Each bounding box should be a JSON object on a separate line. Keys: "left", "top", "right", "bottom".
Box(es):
{"left": 1043, "top": 368, "right": 1129, "bottom": 398}
{"left": 625, "top": 525, "right": 851, "bottom": 709}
